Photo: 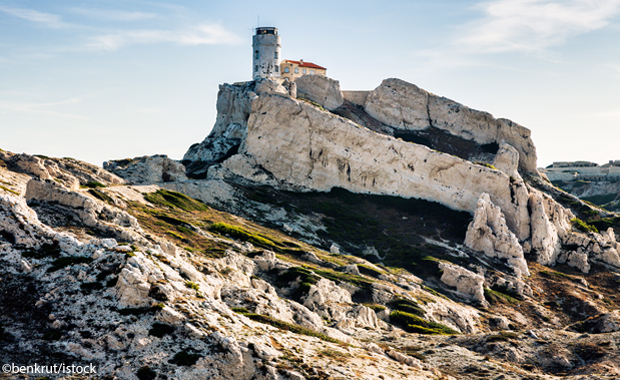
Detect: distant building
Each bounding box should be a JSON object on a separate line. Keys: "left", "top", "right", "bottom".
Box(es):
{"left": 540, "top": 160, "right": 620, "bottom": 182}
{"left": 280, "top": 59, "right": 327, "bottom": 81}
{"left": 252, "top": 27, "right": 281, "bottom": 79}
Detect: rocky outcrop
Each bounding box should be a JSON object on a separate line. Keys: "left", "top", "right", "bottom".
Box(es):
{"left": 25, "top": 179, "right": 142, "bottom": 242}
{"left": 465, "top": 193, "right": 530, "bottom": 277}
{"left": 0, "top": 151, "right": 124, "bottom": 189}
{"left": 439, "top": 262, "right": 486, "bottom": 305}
{"left": 363, "top": 78, "right": 538, "bottom": 173}
{"left": 295, "top": 75, "right": 344, "bottom": 111}
{"left": 217, "top": 93, "right": 528, "bottom": 234}
{"left": 528, "top": 189, "right": 571, "bottom": 266}
{"left": 104, "top": 155, "right": 188, "bottom": 184}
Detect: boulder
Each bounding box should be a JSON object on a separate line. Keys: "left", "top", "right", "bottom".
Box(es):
{"left": 438, "top": 262, "right": 487, "bottom": 305}
{"left": 295, "top": 75, "right": 344, "bottom": 111}
{"left": 104, "top": 155, "right": 187, "bottom": 184}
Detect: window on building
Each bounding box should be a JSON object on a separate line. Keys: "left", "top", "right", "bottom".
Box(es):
{"left": 311, "top": 70, "right": 315, "bottom": 74}
{"left": 274, "top": 52, "right": 278, "bottom": 59}
{"left": 294, "top": 68, "right": 299, "bottom": 73}
{"left": 284, "top": 67, "right": 289, "bottom": 73}
{"left": 255, "top": 65, "right": 258, "bottom": 72}
{"left": 255, "top": 51, "right": 259, "bottom": 59}
{"left": 302, "top": 69, "right": 306, "bottom": 74}
{"left": 275, "top": 66, "right": 279, "bottom": 72}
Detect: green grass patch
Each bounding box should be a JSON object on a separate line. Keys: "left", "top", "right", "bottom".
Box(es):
{"left": 88, "top": 189, "right": 114, "bottom": 204}
{"left": 587, "top": 217, "right": 620, "bottom": 233}
{"left": 363, "top": 303, "right": 387, "bottom": 312}
{"left": 389, "top": 310, "right": 458, "bottom": 335}
{"left": 277, "top": 267, "right": 320, "bottom": 299}
{"left": 144, "top": 189, "right": 209, "bottom": 212}
{"left": 0, "top": 185, "right": 19, "bottom": 195}
{"left": 209, "top": 222, "right": 301, "bottom": 254}
{"left": 82, "top": 181, "right": 106, "bottom": 189}
{"left": 582, "top": 193, "right": 618, "bottom": 206}
{"left": 232, "top": 310, "right": 343, "bottom": 344}
{"left": 356, "top": 264, "right": 384, "bottom": 278}
{"left": 483, "top": 287, "right": 520, "bottom": 305}
{"left": 474, "top": 162, "right": 497, "bottom": 170}
{"left": 185, "top": 281, "right": 200, "bottom": 291}
{"left": 314, "top": 268, "right": 375, "bottom": 290}
{"left": 571, "top": 218, "right": 598, "bottom": 234}
{"left": 486, "top": 331, "right": 520, "bottom": 342}
{"left": 389, "top": 297, "right": 426, "bottom": 317}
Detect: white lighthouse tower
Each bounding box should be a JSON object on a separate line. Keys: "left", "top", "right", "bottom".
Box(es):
{"left": 252, "top": 27, "right": 281, "bottom": 79}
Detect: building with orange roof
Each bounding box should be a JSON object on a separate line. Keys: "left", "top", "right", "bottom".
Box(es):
{"left": 280, "top": 59, "right": 327, "bottom": 81}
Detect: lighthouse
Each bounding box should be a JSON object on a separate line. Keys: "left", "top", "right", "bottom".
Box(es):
{"left": 252, "top": 27, "right": 281, "bottom": 79}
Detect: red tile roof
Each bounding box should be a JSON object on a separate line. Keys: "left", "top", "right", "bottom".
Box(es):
{"left": 282, "top": 60, "right": 326, "bottom": 70}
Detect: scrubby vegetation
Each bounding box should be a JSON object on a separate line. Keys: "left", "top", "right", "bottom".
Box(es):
{"left": 571, "top": 217, "right": 598, "bottom": 234}
{"left": 232, "top": 309, "right": 343, "bottom": 344}
{"left": 144, "top": 189, "right": 209, "bottom": 212}
{"left": 389, "top": 310, "right": 459, "bottom": 335}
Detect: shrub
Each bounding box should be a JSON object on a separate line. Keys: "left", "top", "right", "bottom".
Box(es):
{"left": 136, "top": 366, "right": 157, "bottom": 380}
{"left": 570, "top": 218, "right": 598, "bottom": 233}
{"left": 42, "top": 331, "right": 62, "bottom": 341}
{"left": 83, "top": 181, "right": 106, "bottom": 189}
{"left": 48, "top": 256, "right": 92, "bottom": 272}
{"left": 169, "top": 351, "right": 201, "bottom": 366}
{"left": 184, "top": 281, "right": 200, "bottom": 291}
{"left": 389, "top": 298, "right": 425, "bottom": 316}
{"left": 389, "top": 310, "right": 458, "bottom": 335}
{"left": 149, "top": 323, "right": 175, "bottom": 338}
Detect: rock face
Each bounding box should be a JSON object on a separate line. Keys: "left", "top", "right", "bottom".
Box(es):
{"left": 295, "top": 75, "right": 344, "bottom": 111}
{"left": 363, "top": 78, "right": 538, "bottom": 174}
{"left": 104, "top": 155, "right": 187, "bottom": 184}
{"left": 439, "top": 262, "right": 486, "bottom": 305}
{"left": 219, "top": 93, "right": 525, "bottom": 233}
{"left": 465, "top": 193, "right": 530, "bottom": 278}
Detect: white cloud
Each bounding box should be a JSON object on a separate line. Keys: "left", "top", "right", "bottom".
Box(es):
{"left": 458, "top": 0, "right": 620, "bottom": 53}
{"left": 69, "top": 8, "right": 157, "bottom": 21}
{"left": 0, "top": 6, "right": 69, "bottom": 28}
{"left": 87, "top": 24, "right": 242, "bottom": 51}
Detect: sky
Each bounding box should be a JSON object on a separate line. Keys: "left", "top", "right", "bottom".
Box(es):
{"left": 1, "top": 0, "right": 620, "bottom": 168}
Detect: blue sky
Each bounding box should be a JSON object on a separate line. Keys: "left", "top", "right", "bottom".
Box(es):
{"left": 1, "top": 0, "right": 620, "bottom": 168}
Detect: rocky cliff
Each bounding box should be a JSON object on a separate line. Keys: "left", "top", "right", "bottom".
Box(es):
{"left": 2, "top": 74, "right": 620, "bottom": 380}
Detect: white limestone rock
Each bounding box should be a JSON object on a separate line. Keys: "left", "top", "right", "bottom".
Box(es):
{"left": 295, "top": 75, "right": 344, "bottom": 111}
{"left": 224, "top": 93, "right": 527, "bottom": 235}
{"left": 493, "top": 143, "right": 522, "bottom": 180}
{"left": 557, "top": 250, "right": 591, "bottom": 273}
{"left": 303, "top": 278, "right": 352, "bottom": 311}
{"left": 25, "top": 179, "right": 143, "bottom": 243}
{"left": 104, "top": 155, "right": 187, "bottom": 185}
{"left": 464, "top": 193, "right": 530, "bottom": 277}
{"left": 528, "top": 189, "right": 566, "bottom": 266}
{"left": 364, "top": 78, "right": 538, "bottom": 173}
{"left": 438, "top": 262, "right": 487, "bottom": 305}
